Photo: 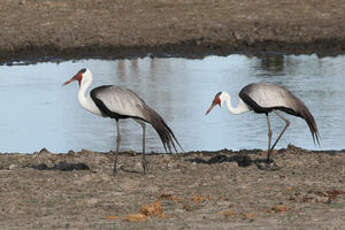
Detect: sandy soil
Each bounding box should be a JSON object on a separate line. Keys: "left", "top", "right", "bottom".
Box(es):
{"left": 1, "top": 0, "right": 345, "bottom": 63}
{"left": 0, "top": 146, "right": 344, "bottom": 229}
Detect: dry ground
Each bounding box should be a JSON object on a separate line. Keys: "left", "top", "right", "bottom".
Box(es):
{"left": 0, "top": 145, "right": 344, "bottom": 229}
{"left": 1, "top": 0, "right": 345, "bottom": 63}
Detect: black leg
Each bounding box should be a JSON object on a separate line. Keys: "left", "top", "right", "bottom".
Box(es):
{"left": 270, "top": 111, "right": 290, "bottom": 152}
{"left": 141, "top": 123, "right": 147, "bottom": 174}
{"left": 256, "top": 111, "right": 289, "bottom": 171}
{"left": 266, "top": 113, "right": 273, "bottom": 162}
{"left": 113, "top": 120, "right": 121, "bottom": 176}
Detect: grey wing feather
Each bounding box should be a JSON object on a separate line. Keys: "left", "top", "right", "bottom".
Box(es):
{"left": 241, "top": 82, "right": 320, "bottom": 144}
{"left": 91, "top": 85, "right": 184, "bottom": 152}
{"left": 91, "top": 86, "right": 147, "bottom": 119}
{"left": 241, "top": 83, "right": 298, "bottom": 110}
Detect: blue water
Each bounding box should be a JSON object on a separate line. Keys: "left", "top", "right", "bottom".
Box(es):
{"left": 0, "top": 54, "right": 344, "bottom": 153}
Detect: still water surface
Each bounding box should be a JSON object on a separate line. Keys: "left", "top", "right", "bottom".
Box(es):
{"left": 0, "top": 54, "right": 344, "bottom": 153}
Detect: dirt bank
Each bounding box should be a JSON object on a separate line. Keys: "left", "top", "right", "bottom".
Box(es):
{"left": 1, "top": 0, "right": 345, "bottom": 64}
{"left": 0, "top": 145, "right": 344, "bottom": 229}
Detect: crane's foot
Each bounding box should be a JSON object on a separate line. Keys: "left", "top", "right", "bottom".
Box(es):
{"left": 266, "top": 158, "right": 274, "bottom": 164}
{"left": 112, "top": 167, "right": 118, "bottom": 176}
{"left": 142, "top": 160, "right": 147, "bottom": 175}
{"left": 255, "top": 159, "right": 280, "bottom": 171}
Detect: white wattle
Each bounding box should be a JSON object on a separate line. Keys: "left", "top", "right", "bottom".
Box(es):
{"left": 77, "top": 70, "right": 103, "bottom": 116}
{"left": 222, "top": 92, "right": 250, "bottom": 115}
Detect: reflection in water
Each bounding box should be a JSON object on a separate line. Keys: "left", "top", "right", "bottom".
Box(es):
{"left": 0, "top": 54, "right": 344, "bottom": 153}
{"left": 258, "top": 54, "right": 285, "bottom": 74}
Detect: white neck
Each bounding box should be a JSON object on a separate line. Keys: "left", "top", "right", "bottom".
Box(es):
{"left": 78, "top": 70, "right": 103, "bottom": 116}
{"left": 221, "top": 92, "right": 250, "bottom": 115}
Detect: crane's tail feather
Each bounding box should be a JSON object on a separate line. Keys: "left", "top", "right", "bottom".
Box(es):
{"left": 145, "top": 106, "right": 184, "bottom": 153}
{"left": 300, "top": 108, "right": 321, "bottom": 145}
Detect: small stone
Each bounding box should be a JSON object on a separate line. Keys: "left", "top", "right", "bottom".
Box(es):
{"left": 87, "top": 198, "right": 99, "bottom": 206}
{"left": 167, "top": 161, "right": 177, "bottom": 169}
{"left": 134, "top": 161, "right": 143, "bottom": 172}
{"left": 8, "top": 164, "right": 17, "bottom": 170}
{"left": 175, "top": 208, "right": 185, "bottom": 213}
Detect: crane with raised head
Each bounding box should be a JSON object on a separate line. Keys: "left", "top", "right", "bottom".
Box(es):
{"left": 206, "top": 82, "right": 320, "bottom": 163}
{"left": 63, "top": 68, "right": 183, "bottom": 175}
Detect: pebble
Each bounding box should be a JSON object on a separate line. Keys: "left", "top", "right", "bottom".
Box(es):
{"left": 87, "top": 198, "right": 99, "bottom": 206}
{"left": 8, "top": 164, "right": 17, "bottom": 170}
{"left": 167, "top": 161, "right": 177, "bottom": 169}
{"left": 134, "top": 161, "right": 144, "bottom": 172}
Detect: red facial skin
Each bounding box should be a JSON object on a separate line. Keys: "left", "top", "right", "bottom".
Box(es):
{"left": 75, "top": 72, "right": 82, "bottom": 86}
{"left": 63, "top": 71, "right": 83, "bottom": 87}
{"left": 214, "top": 96, "right": 221, "bottom": 107}
{"left": 205, "top": 95, "right": 221, "bottom": 115}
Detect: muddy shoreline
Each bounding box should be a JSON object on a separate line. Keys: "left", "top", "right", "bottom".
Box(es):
{"left": 1, "top": 0, "right": 345, "bottom": 64}
{"left": 1, "top": 146, "right": 345, "bottom": 229}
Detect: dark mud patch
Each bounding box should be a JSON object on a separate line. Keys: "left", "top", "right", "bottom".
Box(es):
{"left": 187, "top": 154, "right": 253, "bottom": 167}
{"left": 32, "top": 162, "right": 90, "bottom": 171}
{"left": 3, "top": 39, "right": 345, "bottom": 66}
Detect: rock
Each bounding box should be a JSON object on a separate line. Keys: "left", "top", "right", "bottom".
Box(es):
{"left": 8, "top": 164, "right": 17, "bottom": 170}
{"left": 87, "top": 198, "right": 99, "bottom": 206}
{"left": 167, "top": 161, "right": 178, "bottom": 169}
{"left": 134, "top": 161, "right": 144, "bottom": 172}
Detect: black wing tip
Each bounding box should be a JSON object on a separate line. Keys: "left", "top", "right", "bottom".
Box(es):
{"left": 300, "top": 107, "right": 320, "bottom": 147}
{"left": 155, "top": 117, "right": 184, "bottom": 154}
{"left": 164, "top": 123, "right": 184, "bottom": 153}
{"left": 146, "top": 105, "right": 184, "bottom": 154}
{"left": 313, "top": 131, "right": 321, "bottom": 146}
{"left": 162, "top": 129, "right": 184, "bottom": 154}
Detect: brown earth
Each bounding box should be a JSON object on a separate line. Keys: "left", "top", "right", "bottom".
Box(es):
{"left": 1, "top": 0, "right": 345, "bottom": 64}
{"left": 0, "top": 145, "right": 345, "bottom": 229}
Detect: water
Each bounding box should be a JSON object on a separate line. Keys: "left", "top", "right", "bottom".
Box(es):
{"left": 0, "top": 54, "right": 344, "bottom": 153}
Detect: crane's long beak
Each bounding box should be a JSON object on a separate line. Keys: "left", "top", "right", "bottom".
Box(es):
{"left": 205, "top": 102, "right": 216, "bottom": 115}
{"left": 62, "top": 76, "right": 76, "bottom": 86}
